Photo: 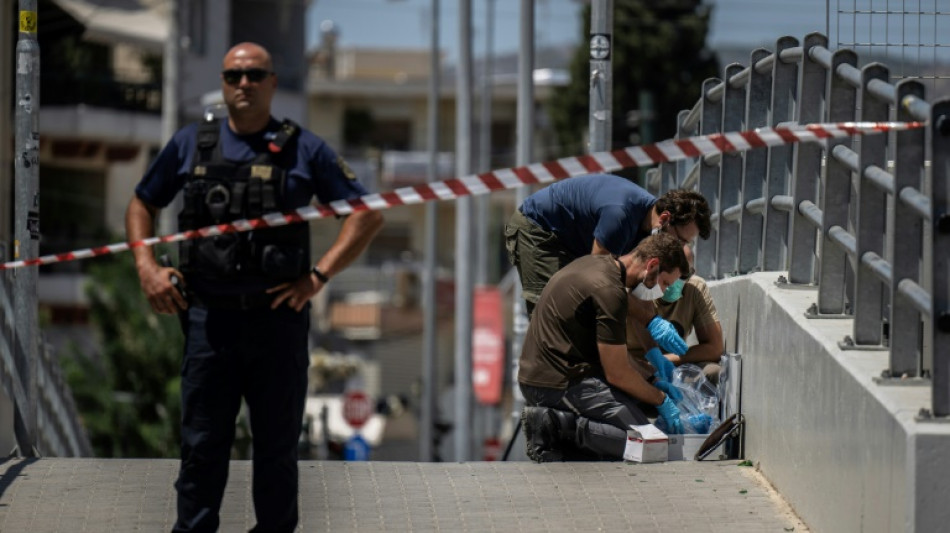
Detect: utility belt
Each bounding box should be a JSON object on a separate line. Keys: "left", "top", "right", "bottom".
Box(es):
{"left": 188, "top": 290, "right": 274, "bottom": 311}
{"left": 178, "top": 220, "right": 309, "bottom": 282}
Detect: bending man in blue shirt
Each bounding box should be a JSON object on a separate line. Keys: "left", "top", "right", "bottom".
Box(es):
{"left": 505, "top": 174, "right": 711, "bottom": 352}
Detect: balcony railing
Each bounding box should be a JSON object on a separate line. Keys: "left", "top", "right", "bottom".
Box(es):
{"left": 41, "top": 74, "right": 162, "bottom": 115}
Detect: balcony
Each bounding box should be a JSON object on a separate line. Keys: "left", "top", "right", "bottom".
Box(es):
{"left": 41, "top": 74, "right": 162, "bottom": 115}
{"left": 38, "top": 74, "right": 164, "bottom": 145}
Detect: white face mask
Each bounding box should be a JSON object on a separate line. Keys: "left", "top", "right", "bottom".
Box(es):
{"left": 632, "top": 282, "right": 665, "bottom": 301}
{"left": 631, "top": 267, "right": 665, "bottom": 300}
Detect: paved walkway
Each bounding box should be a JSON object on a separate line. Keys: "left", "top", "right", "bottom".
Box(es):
{"left": 0, "top": 458, "right": 808, "bottom": 532}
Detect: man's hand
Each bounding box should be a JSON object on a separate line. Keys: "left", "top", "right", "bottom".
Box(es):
{"left": 645, "top": 347, "right": 674, "bottom": 383}
{"left": 647, "top": 315, "right": 688, "bottom": 356}
{"left": 654, "top": 379, "right": 682, "bottom": 402}
{"left": 127, "top": 196, "right": 187, "bottom": 314}
{"left": 267, "top": 270, "right": 326, "bottom": 312}
{"left": 657, "top": 396, "right": 684, "bottom": 435}
{"left": 664, "top": 353, "right": 683, "bottom": 366}
{"left": 137, "top": 262, "right": 188, "bottom": 315}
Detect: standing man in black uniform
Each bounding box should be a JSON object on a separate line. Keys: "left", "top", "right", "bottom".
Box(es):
{"left": 126, "top": 42, "right": 383, "bottom": 532}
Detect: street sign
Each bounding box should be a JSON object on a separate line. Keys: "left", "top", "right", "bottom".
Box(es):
{"left": 472, "top": 287, "right": 504, "bottom": 405}
{"left": 482, "top": 437, "right": 501, "bottom": 461}
{"left": 342, "top": 390, "right": 373, "bottom": 428}
{"left": 344, "top": 434, "right": 371, "bottom": 461}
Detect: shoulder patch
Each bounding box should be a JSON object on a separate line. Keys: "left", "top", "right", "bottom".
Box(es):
{"left": 337, "top": 155, "right": 358, "bottom": 181}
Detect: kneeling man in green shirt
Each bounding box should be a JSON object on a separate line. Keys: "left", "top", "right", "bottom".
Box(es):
{"left": 518, "top": 232, "right": 690, "bottom": 462}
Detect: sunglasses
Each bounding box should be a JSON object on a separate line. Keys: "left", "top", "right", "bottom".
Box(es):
{"left": 221, "top": 68, "right": 273, "bottom": 85}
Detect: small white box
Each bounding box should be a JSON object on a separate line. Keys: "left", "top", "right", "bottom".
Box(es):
{"left": 666, "top": 433, "right": 711, "bottom": 461}
{"left": 623, "top": 424, "right": 668, "bottom": 463}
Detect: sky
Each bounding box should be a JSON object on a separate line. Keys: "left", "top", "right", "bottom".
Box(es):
{"left": 306, "top": 0, "right": 584, "bottom": 63}
{"left": 306, "top": 0, "right": 831, "bottom": 64}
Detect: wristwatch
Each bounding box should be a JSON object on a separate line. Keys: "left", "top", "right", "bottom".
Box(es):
{"left": 311, "top": 265, "right": 330, "bottom": 283}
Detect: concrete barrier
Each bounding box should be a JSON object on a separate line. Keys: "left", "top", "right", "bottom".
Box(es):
{"left": 708, "top": 272, "right": 950, "bottom": 532}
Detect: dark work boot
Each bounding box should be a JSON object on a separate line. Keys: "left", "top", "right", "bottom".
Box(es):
{"left": 522, "top": 406, "right": 577, "bottom": 463}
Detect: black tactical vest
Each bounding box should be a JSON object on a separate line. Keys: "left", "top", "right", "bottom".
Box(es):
{"left": 178, "top": 117, "right": 310, "bottom": 286}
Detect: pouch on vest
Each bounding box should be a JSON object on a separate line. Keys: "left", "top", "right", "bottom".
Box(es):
{"left": 178, "top": 117, "right": 308, "bottom": 284}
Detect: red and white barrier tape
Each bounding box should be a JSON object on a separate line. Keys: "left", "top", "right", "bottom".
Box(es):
{"left": 1, "top": 121, "right": 924, "bottom": 271}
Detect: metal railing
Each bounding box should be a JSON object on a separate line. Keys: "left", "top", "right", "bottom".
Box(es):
{"left": 41, "top": 74, "right": 163, "bottom": 114}
{"left": 646, "top": 32, "right": 950, "bottom": 419}
{"left": 0, "top": 245, "right": 92, "bottom": 456}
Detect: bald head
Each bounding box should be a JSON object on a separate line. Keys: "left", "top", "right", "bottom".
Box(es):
{"left": 223, "top": 42, "right": 273, "bottom": 71}
{"left": 220, "top": 42, "right": 277, "bottom": 133}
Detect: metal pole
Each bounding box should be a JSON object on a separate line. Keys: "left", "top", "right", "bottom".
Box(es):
{"left": 508, "top": 0, "right": 534, "bottom": 451}
{"left": 474, "top": 0, "right": 496, "bottom": 456}
{"left": 159, "top": 0, "right": 180, "bottom": 236}
{"left": 419, "top": 0, "right": 440, "bottom": 462}
{"left": 454, "top": 0, "right": 474, "bottom": 462}
{"left": 475, "top": 0, "right": 494, "bottom": 287}
{"left": 931, "top": 99, "right": 950, "bottom": 417}
{"left": 589, "top": 0, "right": 613, "bottom": 152}
{"left": 1, "top": 3, "right": 12, "bottom": 244}
{"left": 14, "top": 0, "right": 40, "bottom": 457}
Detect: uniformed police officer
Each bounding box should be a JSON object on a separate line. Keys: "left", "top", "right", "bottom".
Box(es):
{"left": 126, "top": 42, "right": 383, "bottom": 533}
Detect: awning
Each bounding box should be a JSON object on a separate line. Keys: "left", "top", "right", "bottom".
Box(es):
{"left": 49, "top": 0, "right": 167, "bottom": 52}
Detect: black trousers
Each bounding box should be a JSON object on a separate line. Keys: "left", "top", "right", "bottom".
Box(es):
{"left": 173, "top": 304, "right": 309, "bottom": 533}
{"left": 520, "top": 377, "right": 650, "bottom": 459}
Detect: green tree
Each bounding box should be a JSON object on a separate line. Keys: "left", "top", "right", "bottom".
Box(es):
{"left": 549, "top": 0, "right": 720, "bottom": 158}
{"left": 62, "top": 247, "right": 182, "bottom": 458}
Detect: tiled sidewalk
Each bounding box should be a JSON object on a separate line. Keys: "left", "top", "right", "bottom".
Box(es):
{"left": 0, "top": 458, "right": 808, "bottom": 532}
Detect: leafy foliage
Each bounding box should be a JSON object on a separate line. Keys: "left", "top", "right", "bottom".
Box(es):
{"left": 549, "top": 0, "right": 720, "bottom": 157}
{"left": 62, "top": 248, "right": 183, "bottom": 458}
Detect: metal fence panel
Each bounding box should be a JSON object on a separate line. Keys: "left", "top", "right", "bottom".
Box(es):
{"left": 675, "top": 109, "right": 692, "bottom": 194}
{"left": 852, "top": 63, "right": 890, "bottom": 346}
{"left": 763, "top": 37, "right": 800, "bottom": 272}
{"left": 788, "top": 33, "right": 828, "bottom": 285}
{"left": 930, "top": 99, "right": 950, "bottom": 417}
{"left": 889, "top": 80, "right": 927, "bottom": 376}
{"left": 738, "top": 49, "right": 772, "bottom": 275}
{"left": 696, "top": 77, "right": 724, "bottom": 279}
{"left": 672, "top": 31, "right": 946, "bottom": 416}
{"left": 717, "top": 63, "right": 746, "bottom": 278}
{"left": 0, "top": 246, "right": 91, "bottom": 457}
{"left": 818, "top": 49, "right": 859, "bottom": 315}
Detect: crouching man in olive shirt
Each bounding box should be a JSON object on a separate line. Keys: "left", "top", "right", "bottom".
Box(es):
{"left": 518, "top": 232, "right": 690, "bottom": 462}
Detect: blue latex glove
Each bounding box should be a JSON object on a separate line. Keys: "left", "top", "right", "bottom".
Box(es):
{"left": 688, "top": 413, "right": 714, "bottom": 434}
{"left": 657, "top": 396, "right": 684, "bottom": 435}
{"left": 644, "top": 347, "right": 674, "bottom": 383}
{"left": 654, "top": 379, "right": 682, "bottom": 402}
{"left": 647, "top": 315, "right": 688, "bottom": 356}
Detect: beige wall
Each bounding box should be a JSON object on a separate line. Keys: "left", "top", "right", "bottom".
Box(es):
{"left": 105, "top": 148, "right": 152, "bottom": 235}
{"left": 112, "top": 43, "right": 156, "bottom": 83}
{"left": 308, "top": 96, "right": 345, "bottom": 149}
{"left": 336, "top": 48, "right": 432, "bottom": 81}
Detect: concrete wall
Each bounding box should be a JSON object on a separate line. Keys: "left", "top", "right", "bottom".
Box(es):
{"left": 707, "top": 273, "right": 950, "bottom": 533}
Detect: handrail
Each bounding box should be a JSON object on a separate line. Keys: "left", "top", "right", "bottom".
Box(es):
{"left": 669, "top": 32, "right": 946, "bottom": 417}
{"left": 0, "top": 266, "right": 91, "bottom": 456}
